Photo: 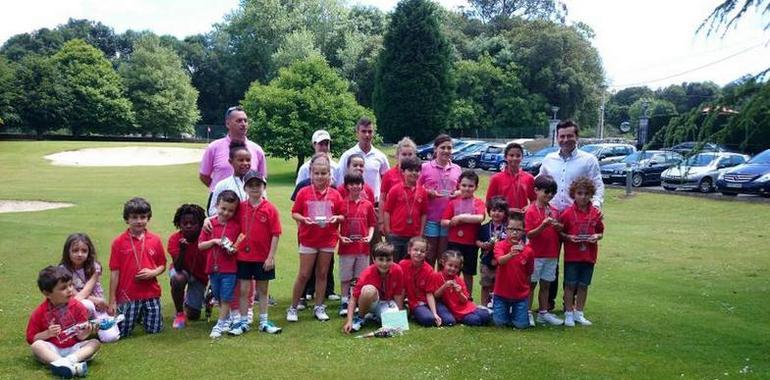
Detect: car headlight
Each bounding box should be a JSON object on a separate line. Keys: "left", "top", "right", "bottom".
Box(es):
{"left": 756, "top": 173, "right": 770, "bottom": 182}
{"left": 717, "top": 172, "right": 725, "bottom": 181}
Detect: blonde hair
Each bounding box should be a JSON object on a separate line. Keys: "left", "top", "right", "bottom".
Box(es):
{"left": 396, "top": 137, "right": 417, "bottom": 155}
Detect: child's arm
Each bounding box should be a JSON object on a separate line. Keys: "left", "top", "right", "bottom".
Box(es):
{"left": 364, "top": 226, "right": 374, "bottom": 243}
{"left": 527, "top": 217, "right": 553, "bottom": 238}
{"left": 75, "top": 270, "right": 99, "bottom": 301}
{"left": 420, "top": 214, "right": 427, "bottom": 234}
{"left": 425, "top": 293, "right": 442, "bottom": 326}
{"left": 453, "top": 213, "right": 484, "bottom": 224}
{"left": 108, "top": 270, "right": 119, "bottom": 314}
{"left": 440, "top": 218, "right": 451, "bottom": 227}
{"left": 198, "top": 238, "right": 221, "bottom": 251}
{"left": 433, "top": 280, "right": 452, "bottom": 298}
{"left": 33, "top": 325, "right": 62, "bottom": 341}
{"left": 292, "top": 212, "right": 313, "bottom": 225}
{"left": 135, "top": 265, "right": 165, "bottom": 280}
{"left": 496, "top": 243, "right": 522, "bottom": 265}
{"left": 263, "top": 235, "right": 279, "bottom": 271}
{"left": 394, "top": 293, "right": 405, "bottom": 310}
{"left": 173, "top": 238, "right": 189, "bottom": 273}
{"left": 343, "top": 295, "right": 358, "bottom": 334}
{"left": 382, "top": 211, "right": 391, "bottom": 235}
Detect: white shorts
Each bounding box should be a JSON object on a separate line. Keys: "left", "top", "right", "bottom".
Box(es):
{"left": 369, "top": 300, "right": 399, "bottom": 319}
{"left": 36, "top": 340, "right": 96, "bottom": 362}
{"left": 339, "top": 254, "right": 369, "bottom": 282}
{"left": 299, "top": 244, "right": 335, "bottom": 255}
{"left": 531, "top": 258, "right": 558, "bottom": 283}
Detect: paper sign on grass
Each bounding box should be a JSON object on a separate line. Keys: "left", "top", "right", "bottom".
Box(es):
{"left": 380, "top": 309, "right": 409, "bottom": 331}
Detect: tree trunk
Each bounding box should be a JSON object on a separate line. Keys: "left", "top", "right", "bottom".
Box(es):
{"left": 295, "top": 153, "right": 305, "bottom": 176}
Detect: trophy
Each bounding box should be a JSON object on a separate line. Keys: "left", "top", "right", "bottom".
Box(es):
{"left": 220, "top": 236, "right": 237, "bottom": 255}
{"left": 309, "top": 200, "right": 333, "bottom": 227}
{"left": 437, "top": 177, "right": 454, "bottom": 197}
{"left": 576, "top": 220, "right": 593, "bottom": 251}
{"left": 347, "top": 217, "right": 365, "bottom": 242}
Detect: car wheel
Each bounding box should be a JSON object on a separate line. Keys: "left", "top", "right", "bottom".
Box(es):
{"left": 498, "top": 162, "right": 506, "bottom": 172}
{"left": 698, "top": 177, "right": 713, "bottom": 193}
{"left": 467, "top": 158, "right": 477, "bottom": 169}
{"left": 632, "top": 173, "right": 644, "bottom": 187}
{"left": 721, "top": 192, "right": 737, "bottom": 196}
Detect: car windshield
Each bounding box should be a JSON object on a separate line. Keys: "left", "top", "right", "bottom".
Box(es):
{"left": 621, "top": 151, "right": 654, "bottom": 163}
{"left": 453, "top": 142, "right": 470, "bottom": 151}
{"left": 685, "top": 153, "right": 717, "bottom": 167}
{"left": 748, "top": 150, "right": 770, "bottom": 164}
{"left": 457, "top": 143, "right": 486, "bottom": 154}
{"left": 580, "top": 145, "right": 601, "bottom": 153}
{"left": 531, "top": 147, "right": 558, "bottom": 157}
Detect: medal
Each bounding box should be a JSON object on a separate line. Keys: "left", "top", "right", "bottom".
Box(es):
{"left": 457, "top": 230, "right": 464, "bottom": 237}
{"left": 407, "top": 216, "right": 413, "bottom": 224}
{"left": 212, "top": 264, "right": 219, "bottom": 272}
{"left": 245, "top": 246, "right": 250, "bottom": 253}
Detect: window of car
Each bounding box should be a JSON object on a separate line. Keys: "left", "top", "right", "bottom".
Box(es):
{"left": 486, "top": 146, "right": 502, "bottom": 154}
{"left": 731, "top": 155, "right": 746, "bottom": 165}
{"left": 651, "top": 154, "right": 666, "bottom": 164}
{"left": 748, "top": 150, "right": 770, "bottom": 164}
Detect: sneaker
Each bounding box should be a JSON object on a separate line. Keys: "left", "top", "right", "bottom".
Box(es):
{"left": 229, "top": 319, "right": 250, "bottom": 335}
{"left": 350, "top": 315, "right": 365, "bottom": 332}
{"left": 574, "top": 311, "right": 592, "bottom": 326}
{"left": 339, "top": 302, "right": 349, "bottom": 317}
{"left": 286, "top": 306, "right": 299, "bottom": 322}
{"left": 173, "top": 312, "right": 186, "bottom": 329}
{"left": 314, "top": 305, "right": 330, "bottom": 321}
{"left": 209, "top": 320, "right": 229, "bottom": 338}
{"left": 50, "top": 358, "right": 76, "bottom": 379}
{"left": 268, "top": 295, "right": 278, "bottom": 307}
{"left": 528, "top": 311, "right": 535, "bottom": 327}
{"left": 536, "top": 312, "right": 564, "bottom": 326}
{"left": 259, "top": 320, "right": 282, "bottom": 334}
{"left": 327, "top": 293, "right": 341, "bottom": 301}
{"left": 73, "top": 361, "right": 88, "bottom": 377}
{"left": 296, "top": 298, "right": 307, "bottom": 311}
{"left": 564, "top": 311, "right": 575, "bottom": 327}
{"left": 486, "top": 300, "right": 493, "bottom": 309}
{"left": 363, "top": 312, "right": 379, "bottom": 324}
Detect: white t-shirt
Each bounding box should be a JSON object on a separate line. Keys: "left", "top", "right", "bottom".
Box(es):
{"left": 335, "top": 144, "right": 390, "bottom": 202}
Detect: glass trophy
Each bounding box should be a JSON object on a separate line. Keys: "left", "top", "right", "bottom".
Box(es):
{"left": 309, "top": 200, "right": 333, "bottom": 227}
{"left": 346, "top": 217, "right": 366, "bottom": 241}
{"left": 437, "top": 177, "right": 454, "bottom": 197}
{"left": 576, "top": 220, "right": 593, "bottom": 251}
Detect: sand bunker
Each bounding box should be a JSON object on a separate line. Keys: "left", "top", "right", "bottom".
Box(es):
{"left": 45, "top": 146, "right": 204, "bottom": 167}
{"left": 0, "top": 200, "right": 74, "bottom": 214}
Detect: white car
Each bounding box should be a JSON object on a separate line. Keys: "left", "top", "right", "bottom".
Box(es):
{"left": 661, "top": 152, "right": 748, "bottom": 193}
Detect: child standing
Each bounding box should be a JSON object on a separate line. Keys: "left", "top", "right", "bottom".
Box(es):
{"left": 337, "top": 153, "right": 376, "bottom": 202}
{"left": 231, "top": 171, "right": 282, "bottom": 334}
{"left": 441, "top": 170, "right": 486, "bottom": 297}
{"left": 338, "top": 172, "right": 376, "bottom": 317}
{"left": 398, "top": 237, "right": 453, "bottom": 327}
{"left": 27, "top": 266, "right": 100, "bottom": 378}
{"left": 492, "top": 214, "right": 535, "bottom": 329}
{"left": 108, "top": 197, "right": 166, "bottom": 338}
{"left": 343, "top": 243, "right": 405, "bottom": 333}
{"left": 559, "top": 176, "right": 604, "bottom": 327}
{"left": 475, "top": 197, "right": 509, "bottom": 308}
{"left": 167, "top": 204, "right": 208, "bottom": 329}
{"left": 434, "top": 250, "right": 490, "bottom": 326}
{"left": 290, "top": 154, "right": 344, "bottom": 322}
{"left": 198, "top": 191, "right": 242, "bottom": 337}
{"left": 383, "top": 156, "right": 427, "bottom": 262}
{"left": 525, "top": 174, "right": 564, "bottom": 326}
{"left": 208, "top": 142, "right": 252, "bottom": 216}
{"left": 59, "top": 233, "right": 119, "bottom": 343}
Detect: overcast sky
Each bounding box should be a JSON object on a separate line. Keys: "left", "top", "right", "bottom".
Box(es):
{"left": 1, "top": 0, "right": 767, "bottom": 91}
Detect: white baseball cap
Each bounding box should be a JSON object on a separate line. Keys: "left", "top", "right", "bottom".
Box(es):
{"left": 312, "top": 130, "right": 331, "bottom": 144}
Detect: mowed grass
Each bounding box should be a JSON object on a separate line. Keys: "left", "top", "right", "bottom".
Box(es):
{"left": 1, "top": 140, "right": 768, "bottom": 379}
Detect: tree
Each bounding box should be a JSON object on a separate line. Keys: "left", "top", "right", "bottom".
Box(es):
{"left": 628, "top": 98, "right": 677, "bottom": 146}
{"left": 51, "top": 39, "right": 133, "bottom": 136}
{"left": 469, "top": 0, "right": 567, "bottom": 23}
{"left": 699, "top": 0, "right": 770, "bottom": 37}
{"left": 9, "top": 54, "right": 70, "bottom": 136}
{"left": 0, "top": 57, "right": 19, "bottom": 127}
{"left": 373, "top": 0, "right": 453, "bottom": 144}
{"left": 243, "top": 56, "right": 371, "bottom": 173}
{"left": 119, "top": 36, "right": 200, "bottom": 137}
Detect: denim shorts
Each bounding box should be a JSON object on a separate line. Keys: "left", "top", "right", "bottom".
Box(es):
{"left": 423, "top": 220, "right": 448, "bottom": 238}
{"left": 564, "top": 262, "right": 595, "bottom": 288}
{"left": 531, "top": 258, "right": 558, "bottom": 283}
{"left": 209, "top": 273, "right": 237, "bottom": 302}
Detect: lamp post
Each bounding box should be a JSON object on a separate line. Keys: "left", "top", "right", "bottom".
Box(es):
{"left": 549, "top": 106, "right": 560, "bottom": 147}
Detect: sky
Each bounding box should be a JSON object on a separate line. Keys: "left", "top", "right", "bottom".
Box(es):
{"left": 1, "top": 0, "right": 767, "bottom": 91}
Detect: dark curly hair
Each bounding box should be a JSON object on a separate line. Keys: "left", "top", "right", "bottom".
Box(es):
{"left": 172, "top": 204, "right": 206, "bottom": 229}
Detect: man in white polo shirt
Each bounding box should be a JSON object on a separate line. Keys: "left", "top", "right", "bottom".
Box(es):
{"left": 335, "top": 117, "right": 390, "bottom": 204}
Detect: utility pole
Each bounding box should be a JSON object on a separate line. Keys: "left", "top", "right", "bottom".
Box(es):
{"left": 599, "top": 90, "right": 606, "bottom": 140}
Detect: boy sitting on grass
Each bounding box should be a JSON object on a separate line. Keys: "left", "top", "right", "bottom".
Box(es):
{"left": 27, "top": 266, "right": 100, "bottom": 378}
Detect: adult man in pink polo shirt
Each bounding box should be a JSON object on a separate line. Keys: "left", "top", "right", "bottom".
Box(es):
{"left": 199, "top": 106, "right": 267, "bottom": 210}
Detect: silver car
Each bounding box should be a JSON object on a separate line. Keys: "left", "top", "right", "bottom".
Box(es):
{"left": 661, "top": 152, "right": 748, "bottom": 193}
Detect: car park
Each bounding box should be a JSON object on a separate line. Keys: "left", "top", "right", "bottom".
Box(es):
{"left": 478, "top": 144, "right": 507, "bottom": 171}
{"left": 452, "top": 141, "right": 490, "bottom": 169}
{"left": 521, "top": 146, "right": 559, "bottom": 175}
{"left": 416, "top": 138, "right": 463, "bottom": 160}
{"left": 580, "top": 143, "right": 636, "bottom": 165}
{"left": 716, "top": 149, "right": 770, "bottom": 197}
{"left": 601, "top": 150, "right": 683, "bottom": 187}
{"left": 661, "top": 152, "right": 748, "bottom": 193}
{"left": 668, "top": 141, "right": 728, "bottom": 156}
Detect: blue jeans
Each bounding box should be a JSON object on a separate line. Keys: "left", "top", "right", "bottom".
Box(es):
{"left": 493, "top": 295, "right": 530, "bottom": 329}
{"left": 460, "top": 307, "right": 491, "bottom": 326}
{"left": 411, "top": 302, "right": 456, "bottom": 327}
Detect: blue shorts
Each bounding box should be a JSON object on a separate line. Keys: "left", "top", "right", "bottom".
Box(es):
{"left": 209, "top": 273, "right": 237, "bottom": 302}
{"left": 564, "top": 262, "right": 595, "bottom": 288}
{"left": 423, "top": 220, "right": 448, "bottom": 238}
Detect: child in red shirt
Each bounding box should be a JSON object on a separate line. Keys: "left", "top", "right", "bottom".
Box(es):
{"left": 441, "top": 170, "right": 486, "bottom": 296}
{"left": 336, "top": 153, "right": 376, "bottom": 202}
{"left": 434, "top": 250, "right": 490, "bottom": 326}
{"left": 343, "top": 243, "right": 405, "bottom": 333}
{"left": 492, "top": 214, "right": 534, "bottom": 329}
{"left": 337, "top": 172, "right": 376, "bottom": 317}
{"left": 384, "top": 156, "right": 427, "bottom": 262}
{"left": 167, "top": 204, "right": 208, "bottom": 330}
{"left": 27, "top": 266, "right": 100, "bottom": 378}
{"left": 398, "top": 237, "right": 454, "bottom": 327}
{"left": 108, "top": 197, "right": 166, "bottom": 338}
{"left": 290, "top": 154, "right": 344, "bottom": 323}
{"left": 559, "top": 176, "right": 604, "bottom": 327}
{"left": 525, "top": 174, "right": 564, "bottom": 327}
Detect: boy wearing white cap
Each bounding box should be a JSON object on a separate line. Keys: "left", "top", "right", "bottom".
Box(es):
{"left": 295, "top": 130, "right": 338, "bottom": 185}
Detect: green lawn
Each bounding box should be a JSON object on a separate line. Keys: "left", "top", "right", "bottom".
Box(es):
{"left": 1, "top": 140, "right": 768, "bottom": 379}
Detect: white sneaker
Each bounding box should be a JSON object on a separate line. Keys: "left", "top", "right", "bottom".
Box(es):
{"left": 314, "top": 305, "right": 330, "bottom": 321}
{"left": 296, "top": 298, "right": 307, "bottom": 311}
{"left": 564, "top": 311, "right": 575, "bottom": 327}
{"left": 209, "top": 320, "right": 229, "bottom": 338}
{"left": 528, "top": 311, "right": 535, "bottom": 327}
{"left": 574, "top": 311, "right": 592, "bottom": 326}
{"left": 327, "top": 293, "right": 341, "bottom": 301}
{"left": 50, "top": 358, "right": 76, "bottom": 379}
{"left": 73, "top": 361, "right": 88, "bottom": 377}
{"left": 286, "top": 306, "right": 299, "bottom": 322}
{"left": 536, "top": 312, "right": 564, "bottom": 326}
{"left": 259, "top": 320, "right": 282, "bottom": 334}
{"left": 247, "top": 307, "right": 254, "bottom": 324}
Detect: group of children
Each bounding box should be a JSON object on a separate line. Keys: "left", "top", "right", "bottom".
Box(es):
{"left": 26, "top": 140, "right": 605, "bottom": 379}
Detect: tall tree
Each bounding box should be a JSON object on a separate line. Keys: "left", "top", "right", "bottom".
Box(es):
{"left": 119, "top": 36, "right": 200, "bottom": 137}
{"left": 0, "top": 57, "right": 19, "bottom": 126}
{"left": 469, "top": 0, "right": 567, "bottom": 23}
{"left": 373, "top": 0, "right": 453, "bottom": 144}
{"left": 10, "top": 54, "right": 70, "bottom": 136}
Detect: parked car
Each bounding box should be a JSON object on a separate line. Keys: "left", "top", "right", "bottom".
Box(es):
{"left": 580, "top": 143, "right": 636, "bottom": 165}
{"left": 478, "top": 144, "right": 507, "bottom": 171}
{"left": 522, "top": 146, "right": 559, "bottom": 175}
{"left": 661, "top": 152, "right": 748, "bottom": 193}
{"left": 415, "top": 138, "right": 462, "bottom": 160}
{"left": 452, "top": 141, "right": 490, "bottom": 169}
{"left": 668, "top": 141, "right": 728, "bottom": 156}
{"left": 600, "top": 150, "right": 683, "bottom": 187}
{"left": 716, "top": 149, "right": 770, "bottom": 197}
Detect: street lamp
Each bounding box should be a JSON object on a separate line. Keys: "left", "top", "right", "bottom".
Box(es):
{"left": 549, "top": 106, "right": 560, "bottom": 147}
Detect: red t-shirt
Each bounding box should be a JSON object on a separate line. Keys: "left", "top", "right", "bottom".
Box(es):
{"left": 26, "top": 298, "right": 89, "bottom": 348}
{"left": 524, "top": 203, "right": 561, "bottom": 259}
{"left": 292, "top": 186, "right": 343, "bottom": 248}
{"left": 337, "top": 184, "right": 376, "bottom": 205}
{"left": 238, "top": 198, "right": 282, "bottom": 262}
{"left": 384, "top": 184, "right": 427, "bottom": 237}
{"left": 434, "top": 272, "right": 477, "bottom": 320}
{"left": 558, "top": 204, "right": 605, "bottom": 263}
{"left": 199, "top": 217, "right": 241, "bottom": 274}
{"left": 167, "top": 231, "right": 208, "bottom": 283}
{"left": 493, "top": 240, "right": 535, "bottom": 300}
{"left": 109, "top": 229, "right": 167, "bottom": 302}
{"left": 380, "top": 166, "right": 403, "bottom": 202}
{"left": 339, "top": 198, "right": 377, "bottom": 255}
{"left": 486, "top": 169, "right": 536, "bottom": 211}
{"left": 352, "top": 264, "right": 405, "bottom": 301}
{"left": 398, "top": 259, "right": 438, "bottom": 311}
{"left": 441, "top": 196, "right": 486, "bottom": 245}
